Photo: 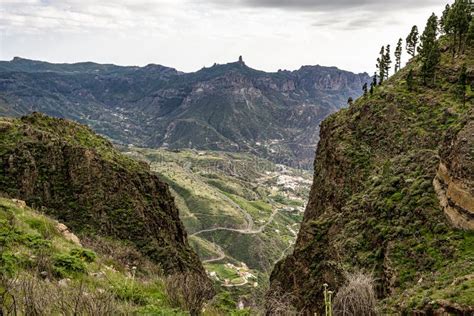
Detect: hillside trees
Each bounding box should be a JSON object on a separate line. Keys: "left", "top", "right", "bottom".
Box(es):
{"left": 384, "top": 45, "right": 392, "bottom": 80}
{"left": 406, "top": 26, "right": 419, "bottom": 58}
{"left": 395, "top": 38, "right": 403, "bottom": 72}
{"left": 442, "top": 0, "right": 472, "bottom": 54}
{"left": 469, "top": 18, "right": 474, "bottom": 44}
{"left": 419, "top": 13, "right": 441, "bottom": 85}
{"left": 376, "top": 46, "right": 386, "bottom": 85}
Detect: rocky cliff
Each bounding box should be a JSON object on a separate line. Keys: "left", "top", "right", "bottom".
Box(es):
{"left": 0, "top": 112, "right": 206, "bottom": 276}
{"left": 268, "top": 40, "right": 474, "bottom": 314}
{"left": 435, "top": 110, "right": 474, "bottom": 230}
{"left": 0, "top": 58, "right": 370, "bottom": 168}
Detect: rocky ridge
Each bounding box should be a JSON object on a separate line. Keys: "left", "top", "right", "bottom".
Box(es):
{"left": 0, "top": 57, "right": 370, "bottom": 168}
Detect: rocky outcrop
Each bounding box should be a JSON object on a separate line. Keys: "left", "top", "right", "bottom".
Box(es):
{"left": 56, "top": 222, "right": 82, "bottom": 246}
{"left": 0, "top": 113, "right": 207, "bottom": 277}
{"left": 435, "top": 111, "right": 474, "bottom": 230}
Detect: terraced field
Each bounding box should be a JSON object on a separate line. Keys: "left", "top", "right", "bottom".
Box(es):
{"left": 122, "top": 147, "right": 311, "bottom": 304}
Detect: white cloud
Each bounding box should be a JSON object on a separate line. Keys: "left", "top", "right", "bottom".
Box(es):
{"left": 0, "top": 0, "right": 448, "bottom": 74}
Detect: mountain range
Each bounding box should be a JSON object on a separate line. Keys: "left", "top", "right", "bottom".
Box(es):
{"left": 0, "top": 57, "right": 370, "bottom": 168}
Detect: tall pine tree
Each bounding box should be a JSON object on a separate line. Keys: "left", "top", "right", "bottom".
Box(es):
{"left": 447, "top": 0, "right": 472, "bottom": 52}
{"left": 419, "top": 13, "right": 440, "bottom": 86}
{"left": 384, "top": 44, "right": 392, "bottom": 80}
{"left": 406, "top": 25, "right": 419, "bottom": 58}
{"left": 446, "top": 0, "right": 472, "bottom": 54}
{"left": 468, "top": 18, "right": 474, "bottom": 45}
{"left": 376, "top": 46, "right": 386, "bottom": 85}
{"left": 440, "top": 4, "right": 452, "bottom": 35}
{"left": 395, "top": 38, "right": 403, "bottom": 73}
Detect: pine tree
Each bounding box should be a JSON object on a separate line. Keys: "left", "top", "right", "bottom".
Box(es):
{"left": 406, "top": 25, "right": 419, "bottom": 58}
{"left": 384, "top": 45, "right": 392, "bottom": 80}
{"left": 440, "top": 4, "right": 452, "bottom": 35}
{"left": 376, "top": 46, "right": 386, "bottom": 85}
{"left": 362, "top": 83, "right": 368, "bottom": 96}
{"left": 468, "top": 19, "right": 474, "bottom": 45}
{"left": 457, "top": 65, "right": 467, "bottom": 105}
{"left": 406, "top": 69, "right": 414, "bottom": 91}
{"left": 370, "top": 72, "right": 377, "bottom": 95}
{"left": 419, "top": 13, "right": 440, "bottom": 85}
{"left": 394, "top": 38, "right": 403, "bottom": 73}
{"left": 347, "top": 97, "right": 354, "bottom": 105}
{"left": 447, "top": 0, "right": 472, "bottom": 54}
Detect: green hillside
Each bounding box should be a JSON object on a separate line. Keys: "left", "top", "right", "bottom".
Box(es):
{"left": 0, "top": 197, "right": 189, "bottom": 314}
{"left": 269, "top": 12, "right": 474, "bottom": 316}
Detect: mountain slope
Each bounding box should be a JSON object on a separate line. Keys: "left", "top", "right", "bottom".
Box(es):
{"left": 268, "top": 38, "right": 474, "bottom": 314}
{"left": 0, "top": 113, "right": 206, "bottom": 278}
{"left": 0, "top": 197, "right": 190, "bottom": 315}
{"left": 0, "top": 57, "right": 370, "bottom": 168}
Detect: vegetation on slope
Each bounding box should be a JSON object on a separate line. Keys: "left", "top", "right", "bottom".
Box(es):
{"left": 0, "top": 113, "right": 208, "bottom": 280}
{"left": 269, "top": 4, "right": 474, "bottom": 314}
{"left": 0, "top": 197, "right": 189, "bottom": 315}
{"left": 0, "top": 57, "right": 369, "bottom": 168}
{"left": 123, "top": 147, "right": 311, "bottom": 309}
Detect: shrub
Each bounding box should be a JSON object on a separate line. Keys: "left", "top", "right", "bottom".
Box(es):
{"left": 2, "top": 274, "right": 121, "bottom": 315}
{"left": 164, "top": 272, "right": 214, "bottom": 315}
{"left": 111, "top": 279, "right": 147, "bottom": 305}
{"left": 264, "top": 287, "right": 298, "bottom": 315}
{"left": 52, "top": 253, "right": 86, "bottom": 277}
{"left": 333, "top": 272, "right": 377, "bottom": 316}
{"left": 70, "top": 248, "right": 96, "bottom": 263}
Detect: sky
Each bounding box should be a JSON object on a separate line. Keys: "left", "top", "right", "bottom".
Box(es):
{"left": 0, "top": 0, "right": 448, "bottom": 74}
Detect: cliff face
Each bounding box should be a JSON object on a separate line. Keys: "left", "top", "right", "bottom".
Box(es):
{"left": 435, "top": 111, "right": 474, "bottom": 230}
{"left": 0, "top": 58, "right": 370, "bottom": 168}
{"left": 268, "top": 42, "right": 474, "bottom": 313}
{"left": 0, "top": 113, "right": 206, "bottom": 276}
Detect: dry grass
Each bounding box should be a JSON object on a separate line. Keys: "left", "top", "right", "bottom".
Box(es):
{"left": 264, "top": 286, "right": 299, "bottom": 315}
{"left": 1, "top": 274, "right": 126, "bottom": 316}
{"left": 333, "top": 272, "right": 377, "bottom": 316}
{"left": 164, "top": 272, "right": 214, "bottom": 315}
{"left": 81, "top": 235, "right": 162, "bottom": 276}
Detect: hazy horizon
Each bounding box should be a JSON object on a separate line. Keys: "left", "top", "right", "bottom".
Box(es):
{"left": 1, "top": 0, "right": 448, "bottom": 74}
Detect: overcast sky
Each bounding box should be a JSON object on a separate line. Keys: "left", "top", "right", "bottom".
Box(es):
{"left": 0, "top": 0, "right": 448, "bottom": 74}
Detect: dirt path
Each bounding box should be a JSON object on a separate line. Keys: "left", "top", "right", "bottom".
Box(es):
{"left": 191, "top": 207, "right": 279, "bottom": 237}
{"left": 202, "top": 244, "right": 226, "bottom": 263}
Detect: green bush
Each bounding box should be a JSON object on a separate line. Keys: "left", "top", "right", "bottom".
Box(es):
{"left": 112, "top": 280, "right": 147, "bottom": 305}
{"left": 0, "top": 252, "right": 19, "bottom": 277}
{"left": 70, "top": 248, "right": 97, "bottom": 263}
{"left": 52, "top": 253, "right": 86, "bottom": 277}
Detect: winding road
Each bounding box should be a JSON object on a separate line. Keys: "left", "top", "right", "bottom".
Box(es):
{"left": 191, "top": 207, "right": 279, "bottom": 237}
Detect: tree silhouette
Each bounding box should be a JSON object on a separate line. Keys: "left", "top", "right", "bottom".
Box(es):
{"left": 395, "top": 39, "right": 403, "bottom": 73}
{"left": 406, "top": 26, "right": 419, "bottom": 58}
